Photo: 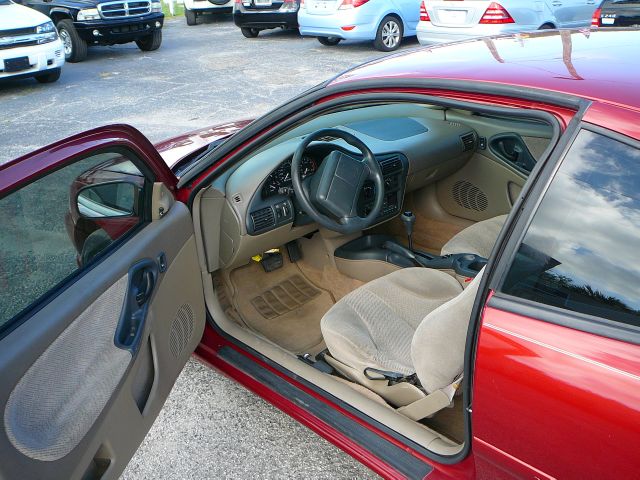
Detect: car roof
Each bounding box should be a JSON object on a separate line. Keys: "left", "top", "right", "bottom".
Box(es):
{"left": 329, "top": 29, "right": 640, "bottom": 111}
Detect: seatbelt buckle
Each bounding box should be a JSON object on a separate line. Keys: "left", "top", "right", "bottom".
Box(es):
{"left": 364, "top": 367, "right": 420, "bottom": 387}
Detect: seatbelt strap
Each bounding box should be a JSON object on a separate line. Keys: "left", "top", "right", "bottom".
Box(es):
{"left": 397, "top": 374, "right": 463, "bottom": 421}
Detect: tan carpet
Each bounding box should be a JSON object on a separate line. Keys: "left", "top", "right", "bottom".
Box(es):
{"left": 228, "top": 256, "right": 334, "bottom": 354}
{"left": 421, "top": 398, "right": 464, "bottom": 444}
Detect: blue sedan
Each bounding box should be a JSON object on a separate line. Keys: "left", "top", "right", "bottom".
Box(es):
{"left": 298, "top": 0, "right": 421, "bottom": 51}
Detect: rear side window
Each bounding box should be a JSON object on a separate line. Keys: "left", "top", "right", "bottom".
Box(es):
{"left": 502, "top": 129, "right": 640, "bottom": 327}
{"left": 0, "top": 151, "right": 146, "bottom": 333}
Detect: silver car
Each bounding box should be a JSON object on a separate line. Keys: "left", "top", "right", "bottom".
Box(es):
{"left": 416, "top": 0, "right": 598, "bottom": 45}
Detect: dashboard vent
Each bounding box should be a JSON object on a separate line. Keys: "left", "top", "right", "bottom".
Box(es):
{"left": 250, "top": 207, "right": 275, "bottom": 232}
{"left": 461, "top": 133, "right": 476, "bottom": 152}
{"left": 379, "top": 156, "right": 402, "bottom": 175}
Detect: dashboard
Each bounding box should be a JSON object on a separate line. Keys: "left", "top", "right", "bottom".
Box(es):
{"left": 214, "top": 104, "right": 479, "bottom": 269}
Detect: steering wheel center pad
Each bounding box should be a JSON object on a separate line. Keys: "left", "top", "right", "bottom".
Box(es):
{"left": 311, "top": 150, "right": 369, "bottom": 220}
{"left": 292, "top": 128, "right": 385, "bottom": 235}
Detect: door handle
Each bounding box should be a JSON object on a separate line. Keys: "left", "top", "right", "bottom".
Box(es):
{"left": 552, "top": 1, "right": 562, "bottom": 5}
{"left": 114, "top": 259, "right": 159, "bottom": 354}
{"left": 135, "top": 270, "right": 154, "bottom": 306}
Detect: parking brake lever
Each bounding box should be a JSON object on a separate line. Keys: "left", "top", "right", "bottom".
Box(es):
{"left": 382, "top": 241, "right": 428, "bottom": 268}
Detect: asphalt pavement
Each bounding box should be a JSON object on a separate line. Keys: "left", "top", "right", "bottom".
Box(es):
{"left": 0, "top": 14, "right": 421, "bottom": 479}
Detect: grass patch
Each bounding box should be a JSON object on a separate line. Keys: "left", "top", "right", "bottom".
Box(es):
{"left": 162, "top": 3, "right": 185, "bottom": 17}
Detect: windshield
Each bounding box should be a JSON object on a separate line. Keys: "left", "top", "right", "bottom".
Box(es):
{"left": 0, "top": 0, "right": 14, "bottom": 5}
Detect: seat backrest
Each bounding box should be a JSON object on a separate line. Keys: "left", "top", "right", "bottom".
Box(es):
{"left": 410, "top": 268, "right": 485, "bottom": 394}
{"left": 441, "top": 215, "right": 508, "bottom": 257}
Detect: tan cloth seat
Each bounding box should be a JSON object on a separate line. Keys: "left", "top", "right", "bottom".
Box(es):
{"left": 321, "top": 267, "right": 484, "bottom": 395}
{"left": 441, "top": 214, "right": 508, "bottom": 258}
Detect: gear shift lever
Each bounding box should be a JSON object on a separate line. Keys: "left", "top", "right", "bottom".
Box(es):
{"left": 400, "top": 211, "right": 416, "bottom": 251}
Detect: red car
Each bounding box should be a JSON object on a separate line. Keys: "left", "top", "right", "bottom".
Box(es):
{"left": 1, "top": 28, "right": 639, "bottom": 480}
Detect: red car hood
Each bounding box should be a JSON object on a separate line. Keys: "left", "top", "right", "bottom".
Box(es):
{"left": 154, "top": 120, "right": 252, "bottom": 170}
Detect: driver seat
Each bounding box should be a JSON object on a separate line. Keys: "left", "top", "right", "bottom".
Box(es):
{"left": 320, "top": 267, "right": 484, "bottom": 417}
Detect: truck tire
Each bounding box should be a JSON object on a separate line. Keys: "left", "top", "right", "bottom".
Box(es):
{"left": 185, "top": 8, "right": 197, "bottom": 25}
{"left": 317, "top": 36, "right": 341, "bottom": 46}
{"left": 56, "top": 19, "right": 88, "bottom": 63}
{"left": 240, "top": 27, "right": 260, "bottom": 38}
{"left": 373, "top": 15, "right": 403, "bottom": 52}
{"left": 35, "top": 68, "right": 61, "bottom": 84}
{"left": 136, "top": 30, "right": 163, "bottom": 51}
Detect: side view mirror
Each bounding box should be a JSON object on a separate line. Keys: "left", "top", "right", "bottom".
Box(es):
{"left": 77, "top": 181, "right": 139, "bottom": 219}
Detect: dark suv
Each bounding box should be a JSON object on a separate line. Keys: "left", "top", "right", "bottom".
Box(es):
{"left": 18, "top": 0, "right": 164, "bottom": 62}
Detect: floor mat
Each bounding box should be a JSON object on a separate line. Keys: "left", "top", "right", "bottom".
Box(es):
{"left": 421, "top": 397, "right": 464, "bottom": 444}
{"left": 228, "top": 258, "right": 333, "bottom": 354}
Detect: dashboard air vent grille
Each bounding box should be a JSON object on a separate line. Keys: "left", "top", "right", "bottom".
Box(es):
{"left": 461, "top": 133, "right": 476, "bottom": 152}
{"left": 250, "top": 207, "right": 275, "bottom": 232}
{"left": 379, "top": 156, "right": 402, "bottom": 175}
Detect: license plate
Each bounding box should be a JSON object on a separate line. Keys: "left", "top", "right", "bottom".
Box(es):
{"left": 601, "top": 17, "right": 616, "bottom": 25}
{"left": 254, "top": 0, "right": 272, "bottom": 5}
{"left": 3, "top": 56, "right": 30, "bottom": 73}
{"left": 309, "top": 0, "right": 334, "bottom": 11}
{"left": 438, "top": 9, "right": 468, "bottom": 24}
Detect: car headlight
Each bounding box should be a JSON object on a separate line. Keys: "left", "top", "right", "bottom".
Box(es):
{"left": 150, "top": 0, "right": 162, "bottom": 12}
{"left": 77, "top": 8, "right": 101, "bottom": 20}
{"left": 36, "top": 21, "right": 59, "bottom": 44}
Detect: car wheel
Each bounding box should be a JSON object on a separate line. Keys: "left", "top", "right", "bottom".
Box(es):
{"left": 136, "top": 30, "right": 163, "bottom": 51}
{"left": 34, "top": 68, "right": 61, "bottom": 84}
{"left": 317, "top": 36, "right": 341, "bottom": 46}
{"left": 539, "top": 23, "right": 555, "bottom": 29}
{"left": 240, "top": 27, "right": 260, "bottom": 38}
{"left": 185, "top": 7, "right": 197, "bottom": 25}
{"left": 374, "top": 15, "right": 403, "bottom": 52}
{"left": 56, "top": 19, "right": 88, "bottom": 63}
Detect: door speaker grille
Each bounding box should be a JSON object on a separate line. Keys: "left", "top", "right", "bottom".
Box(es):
{"left": 169, "top": 303, "right": 194, "bottom": 358}
{"left": 452, "top": 180, "right": 488, "bottom": 212}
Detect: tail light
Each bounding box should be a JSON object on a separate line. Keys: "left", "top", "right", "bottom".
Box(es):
{"left": 420, "top": 1, "right": 431, "bottom": 22}
{"left": 591, "top": 7, "right": 602, "bottom": 27}
{"left": 479, "top": 2, "right": 515, "bottom": 24}
{"left": 280, "top": 0, "right": 299, "bottom": 11}
{"left": 339, "top": 0, "right": 370, "bottom": 9}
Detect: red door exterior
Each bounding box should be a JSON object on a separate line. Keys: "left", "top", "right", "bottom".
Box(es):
{"left": 472, "top": 305, "right": 640, "bottom": 479}
{"left": 471, "top": 104, "right": 640, "bottom": 480}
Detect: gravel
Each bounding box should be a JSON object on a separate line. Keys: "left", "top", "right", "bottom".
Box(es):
{"left": 1, "top": 13, "right": 421, "bottom": 479}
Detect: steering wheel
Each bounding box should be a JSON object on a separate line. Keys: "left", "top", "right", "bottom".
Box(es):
{"left": 291, "top": 128, "right": 385, "bottom": 235}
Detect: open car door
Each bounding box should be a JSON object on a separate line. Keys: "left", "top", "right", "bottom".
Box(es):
{"left": 0, "top": 125, "right": 205, "bottom": 480}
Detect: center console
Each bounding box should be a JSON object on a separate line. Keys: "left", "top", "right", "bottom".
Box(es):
{"left": 334, "top": 234, "right": 487, "bottom": 283}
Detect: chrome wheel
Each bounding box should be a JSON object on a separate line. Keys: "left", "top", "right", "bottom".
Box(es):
{"left": 59, "top": 29, "right": 72, "bottom": 57}
{"left": 381, "top": 20, "right": 400, "bottom": 49}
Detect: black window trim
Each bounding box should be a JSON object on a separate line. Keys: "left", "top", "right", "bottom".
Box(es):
{"left": 489, "top": 121, "right": 640, "bottom": 344}
{"left": 0, "top": 145, "right": 156, "bottom": 341}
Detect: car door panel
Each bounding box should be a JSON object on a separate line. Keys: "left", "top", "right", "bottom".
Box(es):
{"left": 0, "top": 126, "right": 204, "bottom": 480}
{"left": 0, "top": 202, "right": 204, "bottom": 480}
{"left": 473, "top": 305, "right": 640, "bottom": 479}
{"left": 432, "top": 113, "right": 551, "bottom": 223}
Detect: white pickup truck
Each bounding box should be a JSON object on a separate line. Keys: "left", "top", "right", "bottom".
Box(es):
{"left": 0, "top": 0, "right": 65, "bottom": 83}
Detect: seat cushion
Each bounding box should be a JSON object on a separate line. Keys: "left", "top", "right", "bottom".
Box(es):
{"left": 441, "top": 214, "right": 508, "bottom": 258}
{"left": 321, "top": 268, "right": 462, "bottom": 377}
